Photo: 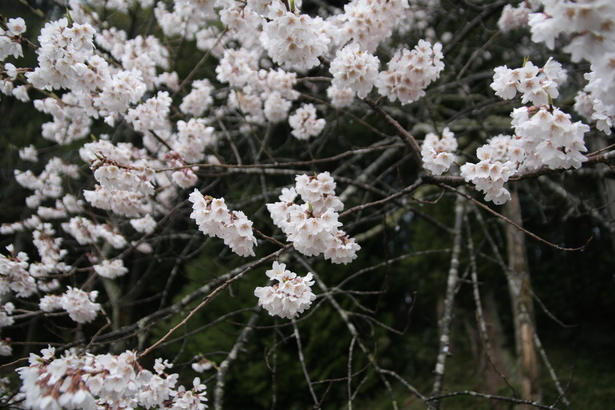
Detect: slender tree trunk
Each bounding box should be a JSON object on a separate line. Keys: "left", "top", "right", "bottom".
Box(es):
{"left": 431, "top": 194, "right": 465, "bottom": 408}
{"left": 504, "top": 187, "right": 541, "bottom": 406}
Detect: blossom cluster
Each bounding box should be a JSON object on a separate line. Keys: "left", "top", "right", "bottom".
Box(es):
{"left": 189, "top": 191, "right": 257, "bottom": 257}
{"left": 460, "top": 136, "right": 518, "bottom": 205}
{"left": 459, "top": 55, "right": 590, "bottom": 204}
{"left": 376, "top": 39, "right": 444, "bottom": 104}
{"left": 330, "top": 44, "right": 380, "bottom": 99}
{"left": 336, "top": 0, "right": 409, "bottom": 53}
{"left": 16, "top": 347, "right": 207, "bottom": 410}
{"left": 527, "top": 0, "right": 615, "bottom": 134}
{"left": 254, "top": 261, "right": 316, "bottom": 319}
{"left": 0, "top": 17, "right": 25, "bottom": 61}
{"left": 421, "top": 127, "right": 458, "bottom": 175}
{"left": 289, "top": 104, "right": 326, "bottom": 140}
{"left": 261, "top": 12, "right": 331, "bottom": 71}
{"left": 39, "top": 286, "right": 101, "bottom": 324}
{"left": 461, "top": 105, "right": 589, "bottom": 204}
{"left": 491, "top": 58, "right": 567, "bottom": 106}
{"left": 267, "top": 172, "right": 360, "bottom": 264}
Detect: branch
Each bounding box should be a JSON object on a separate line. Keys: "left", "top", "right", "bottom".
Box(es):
{"left": 137, "top": 245, "right": 292, "bottom": 360}
{"left": 214, "top": 310, "right": 260, "bottom": 410}
{"left": 363, "top": 97, "right": 424, "bottom": 167}
{"left": 430, "top": 193, "right": 466, "bottom": 407}
{"left": 292, "top": 320, "right": 319, "bottom": 407}
{"left": 426, "top": 390, "right": 561, "bottom": 409}
{"left": 442, "top": 184, "right": 592, "bottom": 252}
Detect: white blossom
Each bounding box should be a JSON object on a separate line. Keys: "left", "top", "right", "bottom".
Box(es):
{"left": 330, "top": 43, "right": 380, "bottom": 99}
{"left": 288, "top": 104, "right": 326, "bottom": 140}
{"left": 376, "top": 40, "right": 444, "bottom": 104}
{"left": 421, "top": 127, "right": 458, "bottom": 175}
{"left": 254, "top": 261, "right": 316, "bottom": 319}
{"left": 189, "top": 190, "right": 257, "bottom": 257}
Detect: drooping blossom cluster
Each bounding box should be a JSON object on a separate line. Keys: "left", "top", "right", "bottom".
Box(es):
{"left": 0, "top": 245, "right": 35, "bottom": 299}
{"left": 510, "top": 106, "right": 589, "bottom": 171}
{"left": 460, "top": 136, "right": 519, "bottom": 205}
{"left": 459, "top": 56, "right": 589, "bottom": 204}
{"left": 14, "top": 157, "right": 80, "bottom": 209}
{"left": 16, "top": 346, "right": 207, "bottom": 410}
{"left": 261, "top": 12, "right": 331, "bottom": 70}
{"left": 39, "top": 286, "right": 101, "bottom": 324}
{"left": 0, "top": 302, "right": 15, "bottom": 356}
{"left": 421, "top": 127, "right": 458, "bottom": 175}
{"left": 0, "top": 17, "right": 25, "bottom": 61}
{"left": 254, "top": 261, "right": 316, "bottom": 319}
{"left": 527, "top": 0, "right": 615, "bottom": 134}
{"left": 327, "top": 85, "right": 355, "bottom": 108}
{"left": 498, "top": 2, "right": 537, "bottom": 32}
{"left": 460, "top": 105, "right": 589, "bottom": 204}
{"left": 336, "top": 0, "right": 409, "bottom": 53}
{"left": 491, "top": 58, "right": 567, "bottom": 106}
{"left": 267, "top": 172, "right": 360, "bottom": 264}
{"left": 376, "top": 39, "right": 444, "bottom": 104}
{"left": 189, "top": 191, "right": 257, "bottom": 257}
{"left": 79, "top": 141, "right": 158, "bottom": 218}
{"left": 288, "top": 104, "right": 326, "bottom": 140}
{"left": 330, "top": 44, "right": 380, "bottom": 99}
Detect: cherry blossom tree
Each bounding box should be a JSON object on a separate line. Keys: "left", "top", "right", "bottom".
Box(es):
{"left": 1, "top": 0, "right": 614, "bottom": 408}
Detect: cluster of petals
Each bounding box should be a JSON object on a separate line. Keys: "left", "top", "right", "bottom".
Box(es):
{"left": 527, "top": 0, "right": 615, "bottom": 135}
{"left": 460, "top": 136, "right": 519, "bottom": 205}
{"left": 33, "top": 94, "right": 93, "bottom": 145}
{"left": 327, "top": 85, "right": 355, "bottom": 108}
{"left": 581, "top": 56, "right": 615, "bottom": 135}
{"left": 421, "top": 127, "right": 458, "bottom": 175}
{"left": 376, "top": 39, "right": 444, "bottom": 104}
{"left": 511, "top": 105, "right": 589, "bottom": 171}
{"left": 254, "top": 261, "right": 316, "bottom": 319}
{"left": 180, "top": 79, "right": 214, "bottom": 117}
{"left": 336, "top": 0, "right": 409, "bottom": 53}
{"left": 14, "top": 157, "right": 80, "bottom": 209}
{"left": 39, "top": 286, "right": 101, "bottom": 324}
{"left": 92, "top": 160, "right": 155, "bottom": 197}
{"left": 498, "top": 2, "right": 536, "bottom": 32}
{"left": 80, "top": 141, "right": 159, "bottom": 217}
{"left": 62, "top": 216, "right": 127, "bottom": 249}
{"left": 261, "top": 12, "right": 330, "bottom": 70}
{"left": 0, "top": 17, "right": 26, "bottom": 61}
{"left": 155, "top": 0, "right": 215, "bottom": 40}
{"left": 189, "top": 190, "right": 257, "bottom": 257}
{"left": 0, "top": 245, "right": 36, "bottom": 298}
{"left": 17, "top": 347, "right": 207, "bottom": 410}
{"left": 288, "top": 104, "right": 326, "bottom": 140}
{"left": 491, "top": 58, "right": 567, "bottom": 106}
{"left": 462, "top": 104, "right": 590, "bottom": 205}
{"left": 330, "top": 44, "right": 380, "bottom": 99}
{"left": 216, "top": 48, "right": 300, "bottom": 126}
{"left": 529, "top": 0, "right": 615, "bottom": 61}
{"left": 126, "top": 91, "right": 173, "bottom": 139}
{"left": 93, "top": 259, "right": 129, "bottom": 279}
{"left": 267, "top": 173, "right": 360, "bottom": 264}
{"left": 25, "top": 18, "right": 96, "bottom": 91}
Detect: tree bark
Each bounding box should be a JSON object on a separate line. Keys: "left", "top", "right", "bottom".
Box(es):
{"left": 504, "top": 187, "right": 541, "bottom": 406}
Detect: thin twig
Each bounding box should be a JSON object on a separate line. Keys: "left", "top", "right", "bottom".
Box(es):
{"left": 426, "top": 390, "right": 561, "bottom": 409}
{"left": 443, "top": 184, "right": 592, "bottom": 252}
{"left": 292, "top": 320, "right": 319, "bottom": 406}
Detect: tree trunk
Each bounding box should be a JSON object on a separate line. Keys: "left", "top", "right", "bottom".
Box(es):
{"left": 504, "top": 187, "right": 541, "bottom": 406}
